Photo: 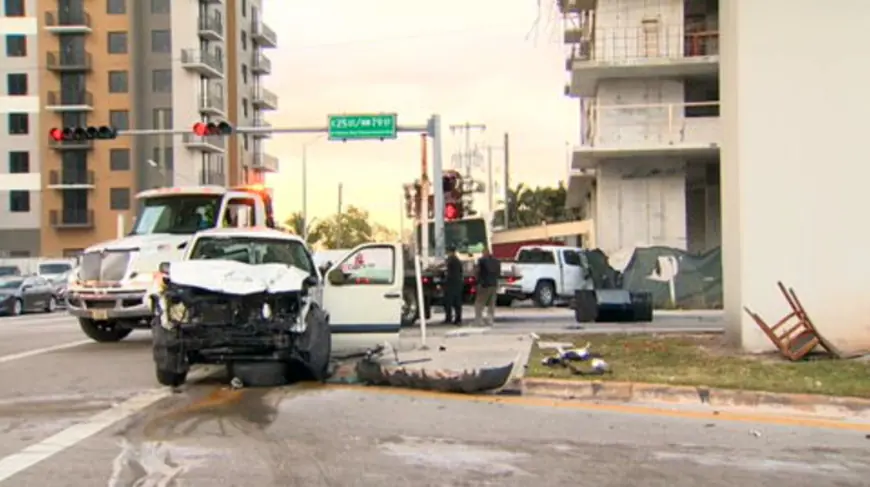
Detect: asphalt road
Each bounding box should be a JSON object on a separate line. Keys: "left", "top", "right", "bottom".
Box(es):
{"left": 0, "top": 310, "right": 868, "bottom": 486}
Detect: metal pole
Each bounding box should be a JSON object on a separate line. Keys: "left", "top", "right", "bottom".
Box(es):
{"left": 503, "top": 132, "right": 510, "bottom": 229}
{"left": 302, "top": 145, "right": 308, "bottom": 241}
{"left": 157, "top": 108, "right": 167, "bottom": 186}
{"left": 487, "top": 146, "right": 494, "bottom": 213}
{"left": 420, "top": 134, "right": 429, "bottom": 262}
{"left": 430, "top": 115, "right": 445, "bottom": 259}
{"left": 337, "top": 183, "right": 343, "bottom": 248}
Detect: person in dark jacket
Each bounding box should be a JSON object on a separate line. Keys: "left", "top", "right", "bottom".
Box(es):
{"left": 442, "top": 245, "right": 464, "bottom": 324}
{"left": 474, "top": 247, "right": 501, "bottom": 327}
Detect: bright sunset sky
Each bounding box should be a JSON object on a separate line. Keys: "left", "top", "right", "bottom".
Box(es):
{"left": 261, "top": 0, "right": 578, "bottom": 230}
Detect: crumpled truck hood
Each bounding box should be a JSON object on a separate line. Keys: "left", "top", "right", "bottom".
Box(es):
{"left": 167, "top": 260, "right": 311, "bottom": 295}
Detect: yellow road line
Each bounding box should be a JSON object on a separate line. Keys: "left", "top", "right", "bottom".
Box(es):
{"left": 322, "top": 383, "right": 870, "bottom": 432}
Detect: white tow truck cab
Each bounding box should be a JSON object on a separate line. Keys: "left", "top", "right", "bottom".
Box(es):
{"left": 501, "top": 245, "right": 593, "bottom": 308}
{"left": 66, "top": 184, "right": 278, "bottom": 343}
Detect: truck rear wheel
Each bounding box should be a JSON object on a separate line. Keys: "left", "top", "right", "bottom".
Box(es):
{"left": 78, "top": 318, "right": 133, "bottom": 342}
{"left": 533, "top": 281, "right": 555, "bottom": 308}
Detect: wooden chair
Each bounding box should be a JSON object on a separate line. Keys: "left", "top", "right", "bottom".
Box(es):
{"left": 743, "top": 282, "right": 834, "bottom": 361}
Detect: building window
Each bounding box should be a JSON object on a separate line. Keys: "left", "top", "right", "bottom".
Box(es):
{"left": 7, "top": 114, "right": 28, "bottom": 134}
{"left": 9, "top": 191, "right": 29, "bottom": 212}
{"left": 152, "top": 108, "right": 172, "bottom": 129}
{"left": 110, "top": 188, "right": 131, "bottom": 210}
{"left": 684, "top": 76, "right": 720, "bottom": 117}
{"left": 151, "top": 29, "right": 171, "bottom": 53}
{"left": 242, "top": 64, "right": 248, "bottom": 84}
{"left": 6, "top": 73, "right": 26, "bottom": 95}
{"left": 242, "top": 98, "right": 248, "bottom": 118}
{"left": 243, "top": 135, "right": 249, "bottom": 151}
{"left": 108, "top": 70, "right": 128, "bottom": 93}
{"left": 242, "top": 0, "right": 247, "bottom": 16}
{"left": 8, "top": 151, "right": 28, "bottom": 173}
{"left": 152, "top": 69, "right": 172, "bottom": 92}
{"left": 4, "top": 0, "right": 25, "bottom": 16}
{"left": 62, "top": 248, "right": 84, "bottom": 258}
{"left": 107, "top": 32, "right": 128, "bottom": 54}
{"left": 109, "top": 110, "right": 129, "bottom": 130}
{"left": 107, "top": 0, "right": 125, "bottom": 14}
{"left": 151, "top": 0, "right": 169, "bottom": 13}
{"left": 241, "top": 31, "right": 247, "bottom": 50}
{"left": 109, "top": 149, "right": 130, "bottom": 171}
{"left": 8, "top": 250, "right": 29, "bottom": 257}
{"left": 5, "top": 35, "right": 25, "bottom": 56}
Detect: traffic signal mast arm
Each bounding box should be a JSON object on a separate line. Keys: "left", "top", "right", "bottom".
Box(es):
{"left": 106, "top": 124, "right": 432, "bottom": 137}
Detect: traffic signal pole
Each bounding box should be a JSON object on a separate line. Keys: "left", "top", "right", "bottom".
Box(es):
{"left": 104, "top": 115, "right": 447, "bottom": 258}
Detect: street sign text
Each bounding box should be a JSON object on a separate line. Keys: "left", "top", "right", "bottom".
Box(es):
{"left": 328, "top": 113, "right": 397, "bottom": 140}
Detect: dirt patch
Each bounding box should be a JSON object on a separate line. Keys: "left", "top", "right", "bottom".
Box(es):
{"left": 526, "top": 334, "right": 870, "bottom": 398}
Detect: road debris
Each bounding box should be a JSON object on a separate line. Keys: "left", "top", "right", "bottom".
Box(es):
{"left": 540, "top": 342, "right": 611, "bottom": 376}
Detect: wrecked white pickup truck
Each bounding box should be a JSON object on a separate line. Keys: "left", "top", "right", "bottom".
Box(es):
{"left": 149, "top": 227, "right": 405, "bottom": 387}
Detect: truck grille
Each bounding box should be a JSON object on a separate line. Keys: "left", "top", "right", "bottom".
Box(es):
{"left": 79, "top": 250, "right": 132, "bottom": 282}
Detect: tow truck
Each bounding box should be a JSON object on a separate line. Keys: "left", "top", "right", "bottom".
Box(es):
{"left": 65, "top": 184, "right": 278, "bottom": 342}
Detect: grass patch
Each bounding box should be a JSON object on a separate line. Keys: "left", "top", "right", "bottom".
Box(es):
{"left": 526, "top": 334, "right": 870, "bottom": 398}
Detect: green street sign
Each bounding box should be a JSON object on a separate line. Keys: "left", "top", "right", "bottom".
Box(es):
{"left": 328, "top": 113, "right": 397, "bottom": 140}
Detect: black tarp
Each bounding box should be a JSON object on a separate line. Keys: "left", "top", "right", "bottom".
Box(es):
{"left": 611, "top": 246, "right": 722, "bottom": 310}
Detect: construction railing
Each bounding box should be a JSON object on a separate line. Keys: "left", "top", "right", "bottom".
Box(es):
{"left": 580, "top": 101, "right": 720, "bottom": 148}
{"left": 566, "top": 24, "right": 719, "bottom": 65}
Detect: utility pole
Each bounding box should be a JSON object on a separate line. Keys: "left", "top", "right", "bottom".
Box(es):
{"left": 337, "top": 183, "right": 343, "bottom": 248}
{"left": 503, "top": 132, "right": 510, "bottom": 229}
{"left": 449, "top": 122, "right": 486, "bottom": 181}
{"left": 487, "top": 146, "right": 494, "bottom": 213}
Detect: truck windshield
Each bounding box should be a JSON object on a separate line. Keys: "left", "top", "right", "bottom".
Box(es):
{"left": 38, "top": 263, "right": 72, "bottom": 275}
{"left": 416, "top": 218, "right": 488, "bottom": 255}
{"left": 189, "top": 236, "right": 314, "bottom": 273}
{"left": 130, "top": 195, "right": 223, "bottom": 235}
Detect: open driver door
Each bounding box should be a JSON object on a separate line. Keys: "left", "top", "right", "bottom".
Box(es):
{"left": 322, "top": 242, "right": 403, "bottom": 355}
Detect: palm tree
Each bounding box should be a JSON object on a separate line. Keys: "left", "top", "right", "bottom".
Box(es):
{"left": 494, "top": 182, "right": 578, "bottom": 229}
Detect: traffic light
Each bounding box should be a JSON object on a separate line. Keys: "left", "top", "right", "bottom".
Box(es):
{"left": 192, "top": 121, "right": 233, "bottom": 136}
{"left": 445, "top": 202, "right": 461, "bottom": 221}
{"left": 48, "top": 126, "right": 117, "bottom": 141}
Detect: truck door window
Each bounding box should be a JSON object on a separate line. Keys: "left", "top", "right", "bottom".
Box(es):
{"left": 332, "top": 246, "right": 395, "bottom": 285}
{"left": 562, "top": 250, "right": 582, "bottom": 266}
{"left": 516, "top": 248, "right": 555, "bottom": 264}
{"left": 224, "top": 197, "right": 256, "bottom": 227}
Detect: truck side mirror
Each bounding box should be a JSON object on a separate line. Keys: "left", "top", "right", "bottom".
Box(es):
{"left": 158, "top": 262, "right": 170, "bottom": 274}
{"left": 327, "top": 269, "right": 346, "bottom": 286}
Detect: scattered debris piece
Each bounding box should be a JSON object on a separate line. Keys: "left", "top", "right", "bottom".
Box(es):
{"left": 230, "top": 377, "right": 244, "bottom": 390}
{"left": 540, "top": 342, "right": 611, "bottom": 376}
{"left": 355, "top": 359, "right": 515, "bottom": 393}
{"left": 529, "top": 332, "right": 540, "bottom": 342}
{"left": 439, "top": 345, "right": 447, "bottom": 352}
{"left": 750, "top": 430, "right": 762, "bottom": 438}
{"left": 744, "top": 281, "right": 841, "bottom": 361}
{"left": 705, "top": 423, "right": 715, "bottom": 428}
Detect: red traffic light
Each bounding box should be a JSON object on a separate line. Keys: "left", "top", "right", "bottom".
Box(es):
{"left": 445, "top": 203, "right": 459, "bottom": 220}
{"left": 192, "top": 121, "right": 233, "bottom": 136}
{"left": 48, "top": 126, "right": 117, "bottom": 141}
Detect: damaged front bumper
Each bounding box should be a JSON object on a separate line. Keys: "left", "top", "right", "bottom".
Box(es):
{"left": 154, "top": 284, "right": 310, "bottom": 364}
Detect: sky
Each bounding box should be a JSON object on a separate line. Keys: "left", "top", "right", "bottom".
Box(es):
{"left": 261, "top": 0, "right": 578, "bottom": 231}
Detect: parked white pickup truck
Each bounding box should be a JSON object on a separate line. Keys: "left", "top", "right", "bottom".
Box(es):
{"left": 500, "top": 245, "right": 593, "bottom": 307}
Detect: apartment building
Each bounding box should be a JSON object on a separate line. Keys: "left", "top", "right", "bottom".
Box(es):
{"left": 0, "top": 0, "right": 42, "bottom": 257}
{"left": 32, "top": 0, "right": 278, "bottom": 257}
{"left": 561, "top": 0, "right": 720, "bottom": 255}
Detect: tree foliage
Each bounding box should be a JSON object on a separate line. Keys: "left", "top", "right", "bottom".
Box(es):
{"left": 493, "top": 181, "right": 582, "bottom": 229}
{"left": 305, "top": 206, "right": 397, "bottom": 249}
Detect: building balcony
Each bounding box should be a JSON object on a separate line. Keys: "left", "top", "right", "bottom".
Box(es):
{"left": 198, "top": 92, "right": 225, "bottom": 117}
{"left": 572, "top": 101, "right": 720, "bottom": 169}
{"left": 50, "top": 209, "right": 94, "bottom": 229}
{"left": 47, "top": 170, "right": 95, "bottom": 189}
{"left": 198, "top": 15, "right": 223, "bottom": 42}
{"left": 251, "top": 21, "right": 277, "bottom": 47}
{"left": 251, "top": 52, "right": 271, "bottom": 74}
{"left": 48, "top": 139, "right": 93, "bottom": 151}
{"left": 250, "top": 116, "right": 271, "bottom": 139}
{"left": 44, "top": 10, "right": 92, "bottom": 34}
{"left": 44, "top": 91, "right": 93, "bottom": 112}
{"left": 566, "top": 168, "right": 596, "bottom": 208}
{"left": 200, "top": 170, "right": 225, "bottom": 185}
{"left": 181, "top": 49, "right": 223, "bottom": 78}
{"left": 252, "top": 151, "right": 279, "bottom": 172}
{"left": 46, "top": 51, "right": 92, "bottom": 72}
{"left": 251, "top": 87, "right": 277, "bottom": 110}
{"left": 182, "top": 133, "right": 225, "bottom": 153}
{"left": 564, "top": 24, "right": 719, "bottom": 97}
{"left": 557, "top": 0, "right": 596, "bottom": 13}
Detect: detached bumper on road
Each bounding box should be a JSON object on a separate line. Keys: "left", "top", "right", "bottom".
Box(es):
{"left": 65, "top": 290, "right": 151, "bottom": 323}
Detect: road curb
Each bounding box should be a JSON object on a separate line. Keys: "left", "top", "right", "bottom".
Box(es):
{"left": 520, "top": 378, "right": 870, "bottom": 416}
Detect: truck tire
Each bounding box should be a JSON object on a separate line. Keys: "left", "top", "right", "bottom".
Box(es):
{"left": 78, "top": 318, "right": 133, "bottom": 342}
{"left": 292, "top": 305, "right": 332, "bottom": 381}
{"left": 533, "top": 281, "right": 555, "bottom": 308}
{"left": 156, "top": 368, "right": 188, "bottom": 387}
{"left": 401, "top": 286, "right": 418, "bottom": 327}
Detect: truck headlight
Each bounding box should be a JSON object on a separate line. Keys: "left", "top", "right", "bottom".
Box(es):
{"left": 262, "top": 303, "right": 272, "bottom": 319}
{"left": 168, "top": 302, "right": 188, "bottom": 323}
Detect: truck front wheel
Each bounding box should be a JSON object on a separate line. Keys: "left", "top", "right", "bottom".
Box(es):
{"left": 78, "top": 318, "right": 133, "bottom": 342}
